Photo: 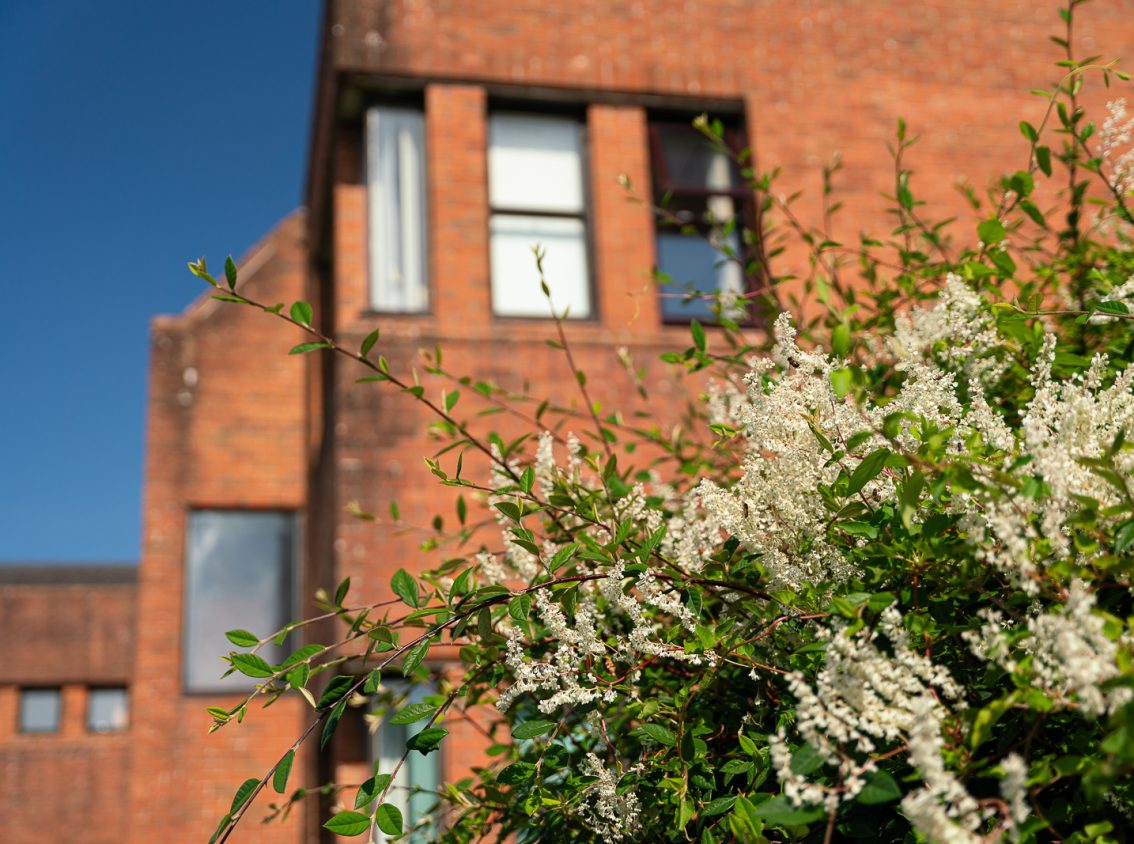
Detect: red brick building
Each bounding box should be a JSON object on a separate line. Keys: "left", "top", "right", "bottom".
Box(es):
{"left": 8, "top": 1, "right": 1134, "bottom": 842}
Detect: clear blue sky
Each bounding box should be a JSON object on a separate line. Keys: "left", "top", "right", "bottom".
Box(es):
{"left": 0, "top": 1, "right": 321, "bottom": 563}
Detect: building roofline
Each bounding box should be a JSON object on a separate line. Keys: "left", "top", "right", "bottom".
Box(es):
{"left": 0, "top": 563, "right": 138, "bottom": 585}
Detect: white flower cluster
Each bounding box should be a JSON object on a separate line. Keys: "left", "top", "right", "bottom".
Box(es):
{"left": 900, "top": 694, "right": 989, "bottom": 844}
{"left": 497, "top": 561, "right": 705, "bottom": 715}
{"left": 698, "top": 313, "right": 876, "bottom": 591}
{"left": 891, "top": 273, "right": 1007, "bottom": 383}
{"left": 771, "top": 606, "right": 964, "bottom": 811}
{"left": 578, "top": 752, "right": 642, "bottom": 842}
{"left": 1101, "top": 98, "right": 1134, "bottom": 198}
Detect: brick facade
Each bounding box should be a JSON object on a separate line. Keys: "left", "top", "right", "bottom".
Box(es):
{"left": 9, "top": 2, "right": 1134, "bottom": 842}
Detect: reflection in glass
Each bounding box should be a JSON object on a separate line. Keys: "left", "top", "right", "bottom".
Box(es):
{"left": 184, "top": 510, "right": 294, "bottom": 692}
{"left": 88, "top": 687, "right": 129, "bottom": 732}
{"left": 19, "top": 688, "right": 61, "bottom": 733}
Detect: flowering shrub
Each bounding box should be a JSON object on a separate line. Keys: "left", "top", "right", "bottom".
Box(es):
{"left": 195, "top": 5, "right": 1134, "bottom": 842}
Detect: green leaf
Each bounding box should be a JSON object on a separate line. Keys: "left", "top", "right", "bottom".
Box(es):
{"left": 211, "top": 294, "right": 244, "bottom": 303}
{"left": 508, "top": 593, "right": 532, "bottom": 622}
{"left": 1019, "top": 120, "right": 1039, "bottom": 142}
{"left": 389, "top": 702, "right": 438, "bottom": 725}
{"left": 273, "top": 750, "right": 294, "bottom": 794}
{"left": 830, "top": 367, "right": 853, "bottom": 399}
{"left": 374, "top": 803, "right": 404, "bottom": 836}
{"left": 846, "top": 448, "right": 891, "bottom": 497}
{"left": 1036, "top": 144, "right": 1052, "bottom": 177}
{"left": 360, "top": 328, "right": 380, "bottom": 358}
{"left": 635, "top": 723, "right": 677, "bottom": 746}
{"left": 230, "top": 653, "right": 274, "bottom": 678}
{"left": 977, "top": 218, "right": 1006, "bottom": 245}
{"left": 497, "top": 762, "right": 537, "bottom": 784}
{"left": 224, "top": 255, "right": 238, "bottom": 290}
{"left": 317, "top": 674, "right": 355, "bottom": 710}
{"left": 321, "top": 697, "right": 347, "bottom": 750}
{"left": 789, "top": 742, "right": 825, "bottom": 775}
{"left": 289, "top": 341, "right": 330, "bottom": 355}
{"left": 512, "top": 720, "right": 556, "bottom": 740}
{"left": 225, "top": 629, "right": 260, "bottom": 648}
{"left": 230, "top": 777, "right": 259, "bottom": 813}
{"left": 856, "top": 768, "right": 901, "bottom": 805}
{"left": 699, "top": 796, "right": 735, "bottom": 818}
{"left": 1096, "top": 300, "right": 1130, "bottom": 315}
{"left": 401, "top": 638, "right": 431, "bottom": 677}
{"left": 290, "top": 300, "right": 313, "bottom": 326}
{"left": 323, "top": 810, "right": 372, "bottom": 836}
{"left": 1116, "top": 519, "right": 1134, "bottom": 554}
{"left": 691, "top": 319, "right": 706, "bottom": 352}
{"left": 392, "top": 569, "right": 421, "bottom": 608}
{"left": 832, "top": 323, "right": 851, "bottom": 357}
{"left": 280, "top": 644, "right": 325, "bottom": 668}
{"left": 406, "top": 726, "right": 448, "bottom": 754}
{"left": 335, "top": 576, "right": 351, "bottom": 607}
{"left": 751, "top": 796, "right": 825, "bottom": 824}
{"left": 355, "top": 773, "right": 392, "bottom": 808}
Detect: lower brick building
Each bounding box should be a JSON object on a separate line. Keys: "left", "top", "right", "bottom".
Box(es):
{"left": 9, "top": 1, "right": 1134, "bottom": 842}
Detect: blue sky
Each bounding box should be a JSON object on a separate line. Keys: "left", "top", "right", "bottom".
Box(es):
{"left": 0, "top": 2, "right": 321, "bottom": 562}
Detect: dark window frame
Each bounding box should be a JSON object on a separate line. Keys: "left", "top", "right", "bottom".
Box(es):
{"left": 648, "top": 117, "right": 761, "bottom": 325}
{"left": 18, "top": 687, "right": 62, "bottom": 734}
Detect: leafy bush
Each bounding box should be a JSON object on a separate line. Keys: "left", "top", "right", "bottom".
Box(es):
{"left": 194, "top": 4, "right": 1134, "bottom": 841}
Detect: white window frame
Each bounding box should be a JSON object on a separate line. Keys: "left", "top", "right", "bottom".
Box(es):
{"left": 367, "top": 106, "right": 429, "bottom": 313}
{"left": 487, "top": 112, "right": 593, "bottom": 319}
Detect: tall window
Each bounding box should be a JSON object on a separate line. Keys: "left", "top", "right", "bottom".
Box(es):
{"left": 488, "top": 113, "right": 592, "bottom": 318}
{"left": 19, "top": 688, "right": 61, "bottom": 733}
{"left": 184, "top": 510, "right": 295, "bottom": 692}
{"left": 650, "top": 119, "right": 750, "bottom": 322}
{"left": 367, "top": 106, "right": 428, "bottom": 313}
{"left": 371, "top": 681, "right": 441, "bottom": 843}
{"left": 87, "top": 687, "right": 129, "bottom": 733}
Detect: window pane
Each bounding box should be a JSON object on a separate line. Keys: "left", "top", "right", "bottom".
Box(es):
{"left": 19, "top": 688, "right": 61, "bottom": 733}
{"left": 184, "top": 511, "right": 294, "bottom": 692}
{"left": 657, "top": 126, "right": 741, "bottom": 191}
{"left": 657, "top": 231, "right": 743, "bottom": 321}
{"left": 372, "top": 682, "right": 440, "bottom": 843}
{"left": 367, "top": 107, "right": 429, "bottom": 313}
{"left": 488, "top": 115, "right": 584, "bottom": 213}
{"left": 490, "top": 214, "right": 590, "bottom": 318}
{"left": 88, "top": 687, "right": 129, "bottom": 733}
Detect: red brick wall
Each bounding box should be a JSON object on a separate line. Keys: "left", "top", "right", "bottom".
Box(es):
{"left": 128, "top": 212, "right": 314, "bottom": 844}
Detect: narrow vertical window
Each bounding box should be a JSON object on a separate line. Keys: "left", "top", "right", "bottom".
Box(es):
{"left": 184, "top": 510, "right": 295, "bottom": 692}
{"left": 367, "top": 107, "right": 428, "bottom": 312}
{"left": 650, "top": 119, "right": 751, "bottom": 322}
{"left": 371, "top": 681, "right": 440, "bottom": 843}
{"left": 488, "top": 114, "right": 591, "bottom": 318}
{"left": 18, "top": 688, "right": 61, "bottom": 733}
{"left": 87, "top": 687, "right": 129, "bottom": 733}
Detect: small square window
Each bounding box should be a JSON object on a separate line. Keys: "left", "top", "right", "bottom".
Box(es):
{"left": 19, "top": 688, "right": 61, "bottom": 734}
{"left": 650, "top": 118, "right": 753, "bottom": 323}
{"left": 488, "top": 113, "right": 592, "bottom": 319}
{"left": 87, "top": 687, "right": 129, "bottom": 733}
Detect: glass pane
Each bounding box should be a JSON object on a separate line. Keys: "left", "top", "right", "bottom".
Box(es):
{"left": 372, "top": 682, "right": 440, "bottom": 844}
{"left": 19, "top": 688, "right": 61, "bottom": 733}
{"left": 488, "top": 114, "right": 584, "bottom": 213}
{"left": 184, "top": 511, "right": 294, "bottom": 692}
{"left": 367, "top": 107, "right": 429, "bottom": 313}
{"left": 657, "top": 231, "right": 743, "bottom": 322}
{"left": 88, "top": 687, "right": 129, "bottom": 732}
{"left": 657, "top": 126, "right": 741, "bottom": 192}
{"left": 490, "top": 214, "right": 590, "bottom": 318}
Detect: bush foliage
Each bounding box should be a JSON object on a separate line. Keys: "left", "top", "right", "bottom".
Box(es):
{"left": 194, "top": 4, "right": 1134, "bottom": 841}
